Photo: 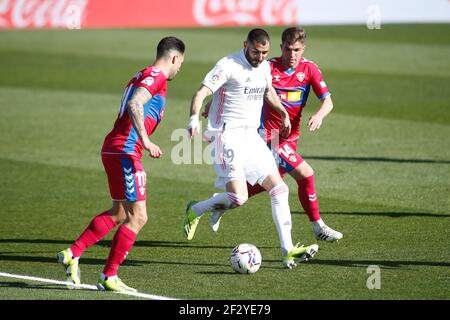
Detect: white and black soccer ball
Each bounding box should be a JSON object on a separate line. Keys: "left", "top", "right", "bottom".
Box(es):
{"left": 229, "top": 243, "right": 262, "bottom": 274}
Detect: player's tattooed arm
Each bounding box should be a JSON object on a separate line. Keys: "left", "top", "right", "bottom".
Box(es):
{"left": 128, "top": 87, "right": 162, "bottom": 158}
{"left": 264, "top": 86, "right": 291, "bottom": 138}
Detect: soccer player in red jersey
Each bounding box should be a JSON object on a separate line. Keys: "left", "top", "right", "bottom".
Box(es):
{"left": 210, "top": 27, "right": 343, "bottom": 242}
{"left": 56, "top": 37, "right": 185, "bottom": 292}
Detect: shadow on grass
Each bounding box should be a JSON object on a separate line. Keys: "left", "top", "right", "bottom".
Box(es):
{"left": 0, "top": 252, "right": 228, "bottom": 268}
{"left": 291, "top": 211, "right": 450, "bottom": 218}
{"left": 0, "top": 281, "right": 89, "bottom": 291}
{"left": 0, "top": 239, "right": 275, "bottom": 250}
{"left": 306, "top": 155, "right": 450, "bottom": 165}
{"left": 263, "top": 258, "right": 450, "bottom": 269}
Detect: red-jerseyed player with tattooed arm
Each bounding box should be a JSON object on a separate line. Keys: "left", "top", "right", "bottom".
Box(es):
{"left": 57, "top": 37, "right": 185, "bottom": 292}
{"left": 210, "top": 27, "right": 343, "bottom": 242}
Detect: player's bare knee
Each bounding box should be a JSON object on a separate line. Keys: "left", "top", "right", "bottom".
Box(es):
{"left": 137, "top": 213, "right": 148, "bottom": 227}
{"left": 108, "top": 203, "right": 126, "bottom": 224}
{"left": 299, "top": 162, "right": 314, "bottom": 178}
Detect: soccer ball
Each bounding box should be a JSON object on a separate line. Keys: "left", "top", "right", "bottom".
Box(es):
{"left": 229, "top": 243, "right": 262, "bottom": 274}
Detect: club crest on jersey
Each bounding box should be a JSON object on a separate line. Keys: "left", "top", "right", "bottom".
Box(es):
{"left": 273, "top": 75, "right": 281, "bottom": 82}
{"left": 296, "top": 72, "right": 305, "bottom": 82}
{"left": 141, "top": 77, "right": 154, "bottom": 86}
{"left": 211, "top": 73, "right": 221, "bottom": 83}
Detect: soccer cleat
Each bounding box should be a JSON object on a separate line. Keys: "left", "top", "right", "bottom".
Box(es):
{"left": 183, "top": 200, "right": 201, "bottom": 240}
{"left": 97, "top": 274, "right": 137, "bottom": 292}
{"left": 314, "top": 225, "right": 343, "bottom": 242}
{"left": 56, "top": 248, "right": 80, "bottom": 287}
{"left": 282, "top": 243, "right": 319, "bottom": 269}
{"left": 209, "top": 210, "right": 225, "bottom": 232}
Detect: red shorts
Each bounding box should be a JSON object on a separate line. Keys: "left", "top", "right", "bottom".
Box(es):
{"left": 269, "top": 139, "right": 304, "bottom": 176}
{"left": 101, "top": 153, "right": 147, "bottom": 202}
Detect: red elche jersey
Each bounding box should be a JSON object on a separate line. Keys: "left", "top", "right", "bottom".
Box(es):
{"left": 261, "top": 57, "right": 330, "bottom": 142}
{"left": 102, "top": 66, "right": 167, "bottom": 158}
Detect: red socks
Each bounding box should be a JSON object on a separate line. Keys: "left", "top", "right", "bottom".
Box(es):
{"left": 70, "top": 211, "right": 116, "bottom": 257}
{"left": 102, "top": 225, "right": 137, "bottom": 277}
{"left": 296, "top": 175, "right": 321, "bottom": 222}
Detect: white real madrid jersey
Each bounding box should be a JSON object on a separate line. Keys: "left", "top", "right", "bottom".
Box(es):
{"left": 202, "top": 49, "right": 272, "bottom": 131}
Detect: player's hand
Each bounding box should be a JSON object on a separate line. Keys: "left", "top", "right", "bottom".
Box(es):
{"left": 307, "top": 114, "right": 323, "bottom": 132}
{"left": 143, "top": 139, "right": 162, "bottom": 158}
{"left": 187, "top": 115, "right": 200, "bottom": 138}
{"left": 279, "top": 115, "right": 291, "bottom": 138}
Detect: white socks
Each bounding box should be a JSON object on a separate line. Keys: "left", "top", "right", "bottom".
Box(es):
{"left": 269, "top": 184, "right": 294, "bottom": 256}
{"left": 312, "top": 218, "right": 326, "bottom": 232}
{"left": 192, "top": 192, "right": 248, "bottom": 217}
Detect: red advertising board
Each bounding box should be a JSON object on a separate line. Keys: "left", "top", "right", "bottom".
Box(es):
{"left": 0, "top": 0, "right": 301, "bottom": 29}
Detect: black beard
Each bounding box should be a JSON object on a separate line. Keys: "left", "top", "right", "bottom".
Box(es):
{"left": 244, "top": 49, "right": 261, "bottom": 67}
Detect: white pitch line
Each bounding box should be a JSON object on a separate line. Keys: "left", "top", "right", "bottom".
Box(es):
{"left": 0, "top": 271, "right": 177, "bottom": 300}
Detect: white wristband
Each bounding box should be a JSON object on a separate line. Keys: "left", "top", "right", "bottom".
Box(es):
{"left": 188, "top": 115, "right": 200, "bottom": 130}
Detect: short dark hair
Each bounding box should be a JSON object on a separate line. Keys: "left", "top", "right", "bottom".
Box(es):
{"left": 247, "top": 28, "right": 270, "bottom": 45}
{"left": 156, "top": 36, "right": 185, "bottom": 58}
{"left": 281, "top": 27, "right": 306, "bottom": 45}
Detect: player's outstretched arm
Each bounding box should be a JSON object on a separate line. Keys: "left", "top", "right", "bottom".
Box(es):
{"left": 128, "top": 87, "right": 162, "bottom": 158}
{"left": 188, "top": 85, "right": 212, "bottom": 138}
{"left": 264, "top": 86, "right": 291, "bottom": 138}
{"left": 307, "top": 95, "right": 333, "bottom": 132}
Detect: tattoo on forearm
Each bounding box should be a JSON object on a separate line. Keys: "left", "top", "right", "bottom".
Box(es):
{"left": 128, "top": 87, "right": 152, "bottom": 140}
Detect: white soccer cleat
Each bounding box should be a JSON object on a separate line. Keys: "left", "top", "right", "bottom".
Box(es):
{"left": 209, "top": 210, "right": 225, "bottom": 232}
{"left": 313, "top": 225, "right": 343, "bottom": 242}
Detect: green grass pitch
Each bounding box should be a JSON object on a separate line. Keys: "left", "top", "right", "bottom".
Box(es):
{"left": 0, "top": 24, "right": 449, "bottom": 300}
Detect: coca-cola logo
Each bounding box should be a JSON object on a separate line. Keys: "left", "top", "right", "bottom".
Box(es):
{"left": 193, "top": 0, "right": 301, "bottom": 26}
{"left": 0, "top": 0, "right": 88, "bottom": 29}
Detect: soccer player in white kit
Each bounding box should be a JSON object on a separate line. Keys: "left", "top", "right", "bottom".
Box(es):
{"left": 184, "top": 29, "right": 318, "bottom": 268}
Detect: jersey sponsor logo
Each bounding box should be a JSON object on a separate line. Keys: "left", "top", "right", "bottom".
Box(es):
{"left": 244, "top": 86, "right": 265, "bottom": 101}
{"left": 320, "top": 81, "right": 327, "bottom": 88}
{"left": 141, "top": 77, "right": 155, "bottom": 87}
{"left": 287, "top": 91, "right": 302, "bottom": 102}
{"left": 296, "top": 72, "right": 305, "bottom": 82}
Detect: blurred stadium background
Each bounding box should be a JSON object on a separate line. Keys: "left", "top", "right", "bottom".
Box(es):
{"left": 0, "top": 0, "right": 449, "bottom": 300}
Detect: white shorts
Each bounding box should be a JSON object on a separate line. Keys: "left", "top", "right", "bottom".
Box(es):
{"left": 208, "top": 126, "right": 278, "bottom": 189}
